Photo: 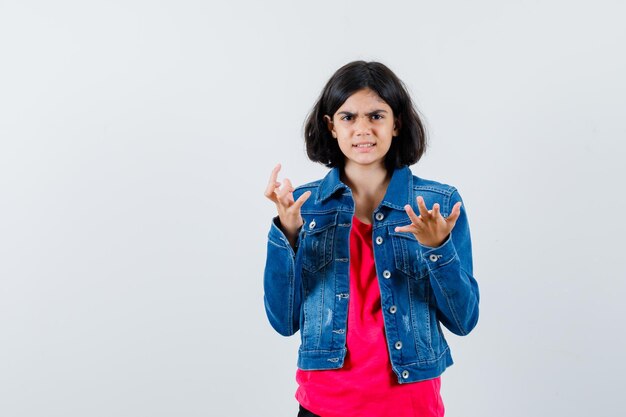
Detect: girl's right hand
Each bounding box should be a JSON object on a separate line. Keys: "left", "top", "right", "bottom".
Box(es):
{"left": 264, "top": 163, "right": 312, "bottom": 245}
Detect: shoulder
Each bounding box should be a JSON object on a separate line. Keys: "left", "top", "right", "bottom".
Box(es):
{"left": 409, "top": 172, "right": 464, "bottom": 213}
{"left": 411, "top": 173, "right": 459, "bottom": 198}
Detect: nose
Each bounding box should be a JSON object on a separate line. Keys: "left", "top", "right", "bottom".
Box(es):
{"left": 354, "top": 116, "right": 372, "bottom": 135}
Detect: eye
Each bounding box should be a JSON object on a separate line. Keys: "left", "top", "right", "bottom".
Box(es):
{"left": 371, "top": 114, "right": 383, "bottom": 120}
{"left": 340, "top": 115, "right": 353, "bottom": 121}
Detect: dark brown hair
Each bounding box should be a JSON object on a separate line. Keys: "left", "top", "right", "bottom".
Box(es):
{"left": 304, "top": 61, "right": 427, "bottom": 170}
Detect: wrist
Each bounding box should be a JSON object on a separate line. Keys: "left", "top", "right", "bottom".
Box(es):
{"left": 418, "top": 234, "right": 449, "bottom": 249}
{"left": 277, "top": 217, "right": 302, "bottom": 241}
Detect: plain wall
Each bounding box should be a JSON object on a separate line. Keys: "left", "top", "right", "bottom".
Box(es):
{"left": 1, "top": 1, "right": 625, "bottom": 416}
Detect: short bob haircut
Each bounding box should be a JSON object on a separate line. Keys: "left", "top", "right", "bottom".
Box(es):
{"left": 304, "top": 60, "right": 427, "bottom": 171}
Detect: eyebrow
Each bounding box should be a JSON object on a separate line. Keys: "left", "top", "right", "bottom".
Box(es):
{"left": 337, "top": 109, "right": 389, "bottom": 116}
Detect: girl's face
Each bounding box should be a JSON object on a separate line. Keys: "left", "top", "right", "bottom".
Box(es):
{"left": 324, "top": 88, "right": 399, "bottom": 170}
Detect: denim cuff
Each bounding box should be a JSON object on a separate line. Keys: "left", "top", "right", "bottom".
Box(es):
{"left": 419, "top": 234, "right": 458, "bottom": 271}
{"left": 268, "top": 216, "right": 300, "bottom": 255}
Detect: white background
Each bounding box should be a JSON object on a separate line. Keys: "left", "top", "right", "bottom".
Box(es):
{"left": 1, "top": 1, "right": 625, "bottom": 416}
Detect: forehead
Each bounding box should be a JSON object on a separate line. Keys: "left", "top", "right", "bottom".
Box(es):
{"left": 336, "top": 88, "right": 390, "bottom": 112}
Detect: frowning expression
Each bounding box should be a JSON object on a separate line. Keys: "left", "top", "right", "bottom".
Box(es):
{"left": 324, "top": 88, "right": 399, "bottom": 169}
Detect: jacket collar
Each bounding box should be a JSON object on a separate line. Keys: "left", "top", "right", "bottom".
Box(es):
{"left": 317, "top": 165, "right": 412, "bottom": 211}
{"left": 317, "top": 167, "right": 347, "bottom": 203}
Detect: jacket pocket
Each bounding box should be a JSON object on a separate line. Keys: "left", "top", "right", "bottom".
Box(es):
{"left": 301, "top": 213, "right": 337, "bottom": 273}
{"left": 388, "top": 226, "right": 428, "bottom": 279}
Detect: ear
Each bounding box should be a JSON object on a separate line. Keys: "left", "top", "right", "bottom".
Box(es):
{"left": 393, "top": 116, "right": 401, "bottom": 137}
{"left": 324, "top": 115, "right": 337, "bottom": 138}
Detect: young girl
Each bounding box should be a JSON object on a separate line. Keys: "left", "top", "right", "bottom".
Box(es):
{"left": 263, "top": 61, "right": 479, "bottom": 417}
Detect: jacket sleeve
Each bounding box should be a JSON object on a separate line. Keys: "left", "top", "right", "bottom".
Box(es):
{"left": 419, "top": 189, "right": 480, "bottom": 336}
{"left": 263, "top": 216, "right": 302, "bottom": 336}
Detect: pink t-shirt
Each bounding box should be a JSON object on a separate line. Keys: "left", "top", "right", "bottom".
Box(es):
{"left": 295, "top": 215, "right": 445, "bottom": 417}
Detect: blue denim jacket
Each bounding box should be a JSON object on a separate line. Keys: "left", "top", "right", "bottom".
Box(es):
{"left": 263, "top": 166, "right": 479, "bottom": 383}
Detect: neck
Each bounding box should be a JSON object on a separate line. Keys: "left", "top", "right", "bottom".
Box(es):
{"left": 341, "top": 162, "right": 391, "bottom": 199}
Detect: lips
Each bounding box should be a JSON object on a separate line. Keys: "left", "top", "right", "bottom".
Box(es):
{"left": 353, "top": 143, "right": 375, "bottom": 147}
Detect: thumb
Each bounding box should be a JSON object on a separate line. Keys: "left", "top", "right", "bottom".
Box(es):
{"left": 292, "top": 190, "right": 312, "bottom": 211}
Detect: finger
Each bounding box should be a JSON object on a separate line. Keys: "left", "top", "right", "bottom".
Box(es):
{"left": 265, "top": 187, "right": 278, "bottom": 202}
{"left": 446, "top": 202, "right": 463, "bottom": 224}
{"left": 276, "top": 178, "right": 295, "bottom": 205}
{"left": 416, "top": 196, "right": 431, "bottom": 219}
{"left": 292, "top": 190, "right": 311, "bottom": 211}
{"left": 269, "top": 163, "right": 281, "bottom": 184}
{"left": 277, "top": 178, "right": 295, "bottom": 199}
{"left": 282, "top": 178, "right": 294, "bottom": 193}
{"left": 265, "top": 183, "right": 280, "bottom": 201}
{"left": 394, "top": 224, "right": 417, "bottom": 233}
{"left": 276, "top": 188, "right": 292, "bottom": 206}
{"left": 404, "top": 204, "right": 422, "bottom": 226}
{"left": 264, "top": 164, "right": 281, "bottom": 198}
{"left": 432, "top": 203, "right": 441, "bottom": 219}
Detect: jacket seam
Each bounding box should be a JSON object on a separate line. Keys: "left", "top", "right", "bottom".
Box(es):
{"left": 268, "top": 239, "right": 289, "bottom": 250}
{"left": 412, "top": 184, "right": 456, "bottom": 197}
{"left": 398, "top": 344, "right": 450, "bottom": 366}
{"left": 287, "top": 251, "right": 295, "bottom": 335}
{"left": 431, "top": 269, "right": 467, "bottom": 336}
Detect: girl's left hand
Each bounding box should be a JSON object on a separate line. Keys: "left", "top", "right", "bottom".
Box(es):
{"left": 394, "top": 196, "right": 462, "bottom": 248}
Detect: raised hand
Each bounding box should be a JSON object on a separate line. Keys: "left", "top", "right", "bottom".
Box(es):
{"left": 394, "top": 196, "right": 462, "bottom": 248}
{"left": 264, "top": 163, "right": 312, "bottom": 245}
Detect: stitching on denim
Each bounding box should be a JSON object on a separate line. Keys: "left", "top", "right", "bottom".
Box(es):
{"left": 287, "top": 249, "right": 295, "bottom": 336}
{"left": 381, "top": 201, "right": 409, "bottom": 211}
{"left": 302, "top": 208, "right": 344, "bottom": 215}
{"left": 302, "top": 275, "right": 309, "bottom": 347}
{"left": 316, "top": 274, "right": 325, "bottom": 349}
{"left": 399, "top": 344, "right": 450, "bottom": 365}
{"left": 432, "top": 271, "right": 466, "bottom": 336}
{"left": 305, "top": 222, "right": 336, "bottom": 234}
{"left": 435, "top": 254, "right": 458, "bottom": 269}
{"left": 294, "top": 180, "right": 322, "bottom": 192}
{"left": 412, "top": 184, "right": 456, "bottom": 197}
{"left": 299, "top": 348, "right": 346, "bottom": 354}
{"left": 302, "top": 230, "right": 334, "bottom": 273}
{"left": 406, "top": 277, "right": 423, "bottom": 362}
{"left": 424, "top": 281, "right": 433, "bottom": 354}
{"left": 408, "top": 278, "right": 436, "bottom": 361}
{"left": 444, "top": 190, "right": 452, "bottom": 216}
{"left": 268, "top": 239, "right": 288, "bottom": 250}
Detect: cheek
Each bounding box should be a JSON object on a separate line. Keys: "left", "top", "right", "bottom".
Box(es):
{"left": 337, "top": 140, "right": 352, "bottom": 153}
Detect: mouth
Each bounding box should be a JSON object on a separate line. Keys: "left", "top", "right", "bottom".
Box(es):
{"left": 352, "top": 143, "right": 375, "bottom": 148}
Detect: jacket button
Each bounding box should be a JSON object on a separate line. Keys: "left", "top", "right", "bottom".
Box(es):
{"left": 382, "top": 270, "right": 391, "bottom": 279}
{"left": 402, "top": 370, "right": 409, "bottom": 379}
{"left": 429, "top": 254, "right": 438, "bottom": 262}
{"left": 389, "top": 305, "right": 397, "bottom": 314}
{"left": 395, "top": 341, "right": 402, "bottom": 350}
{"left": 375, "top": 236, "right": 383, "bottom": 245}
{"left": 375, "top": 212, "right": 384, "bottom": 221}
{"left": 309, "top": 220, "right": 316, "bottom": 229}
